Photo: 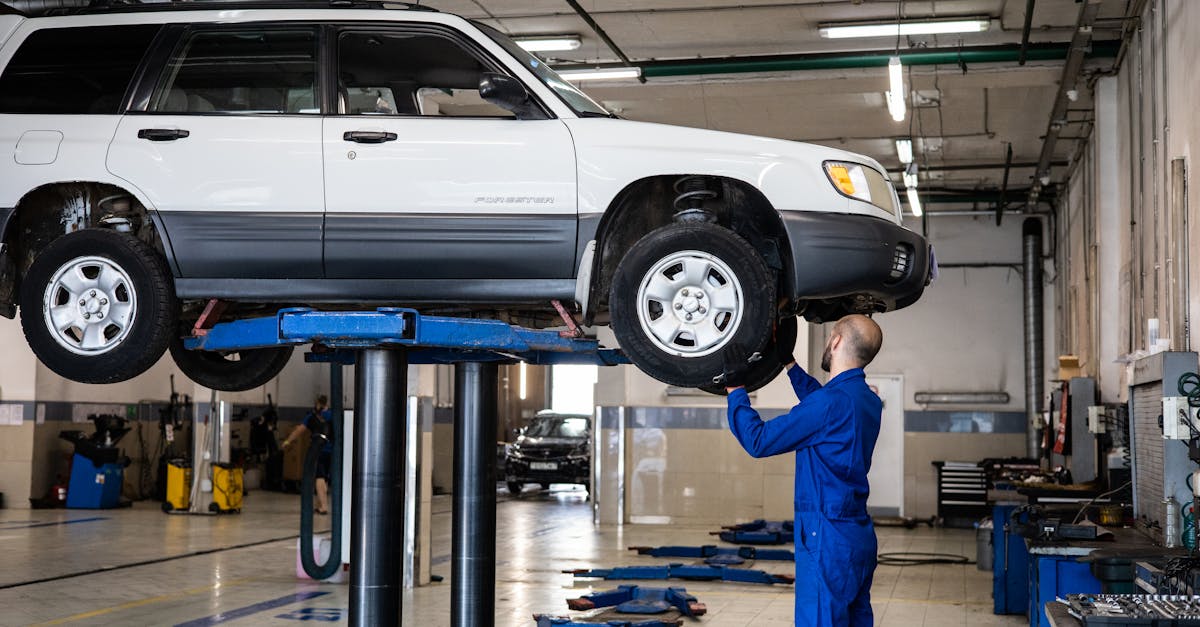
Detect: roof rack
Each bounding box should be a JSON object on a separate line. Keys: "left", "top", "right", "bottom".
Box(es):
{"left": 10, "top": 0, "right": 438, "bottom": 18}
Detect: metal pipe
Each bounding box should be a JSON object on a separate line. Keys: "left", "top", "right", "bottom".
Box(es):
{"left": 562, "top": 0, "right": 644, "bottom": 83}
{"left": 1022, "top": 218, "right": 1045, "bottom": 459}
{"left": 349, "top": 349, "right": 408, "bottom": 627}
{"left": 997, "top": 144, "right": 1014, "bottom": 226}
{"left": 451, "top": 361, "right": 499, "bottom": 627}
{"left": 887, "top": 160, "right": 1067, "bottom": 175}
{"left": 1018, "top": 0, "right": 1037, "bottom": 65}
{"left": 613, "top": 41, "right": 1120, "bottom": 79}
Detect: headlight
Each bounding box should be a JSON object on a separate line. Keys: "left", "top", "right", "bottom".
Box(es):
{"left": 823, "top": 161, "right": 896, "bottom": 213}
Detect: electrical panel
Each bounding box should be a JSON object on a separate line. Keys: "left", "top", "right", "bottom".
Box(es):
{"left": 1161, "top": 396, "right": 1197, "bottom": 440}
{"left": 1087, "top": 405, "right": 1106, "bottom": 434}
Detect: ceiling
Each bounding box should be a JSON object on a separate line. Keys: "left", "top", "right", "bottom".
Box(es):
{"left": 424, "top": 0, "right": 1135, "bottom": 211}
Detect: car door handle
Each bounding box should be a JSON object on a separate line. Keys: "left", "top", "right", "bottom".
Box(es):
{"left": 137, "top": 128, "right": 190, "bottom": 142}
{"left": 343, "top": 131, "right": 397, "bottom": 144}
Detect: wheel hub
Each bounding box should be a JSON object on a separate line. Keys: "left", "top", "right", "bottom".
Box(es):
{"left": 635, "top": 249, "right": 744, "bottom": 358}
{"left": 42, "top": 255, "right": 138, "bottom": 356}
{"left": 672, "top": 288, "right": 708, "bottom": 321}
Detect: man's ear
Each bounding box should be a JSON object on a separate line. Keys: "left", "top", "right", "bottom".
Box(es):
{"left": 830, "top": 332, "right": 842, "bottom": 353}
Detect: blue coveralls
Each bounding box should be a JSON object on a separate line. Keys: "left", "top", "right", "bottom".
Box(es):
{"left": 727, "top": 366, "right": 882, "bottom": 627}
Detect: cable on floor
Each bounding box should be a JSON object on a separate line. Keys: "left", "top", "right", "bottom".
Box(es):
{"left": 876, "top": 552, "right": 975, "bottom": 566}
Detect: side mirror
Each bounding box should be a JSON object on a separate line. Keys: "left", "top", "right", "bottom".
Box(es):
{"left": 479, "top": 72, "right": 536, "bottom": 119}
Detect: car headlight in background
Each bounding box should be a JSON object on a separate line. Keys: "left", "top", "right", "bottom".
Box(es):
{"left": 823, "top": 161, "right": 897, "bottom": 214}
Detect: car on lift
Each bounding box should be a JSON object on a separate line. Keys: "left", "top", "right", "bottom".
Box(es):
{"left": 504, "top": 412, "right": 591, "bottom": 496}
{"left": 0, "top": 1, "right": 932, "bottom": 393}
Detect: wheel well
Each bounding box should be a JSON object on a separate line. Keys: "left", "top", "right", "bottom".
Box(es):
{"left": 586, "top": 175, "right": 794, "bottom": 323}
{"left": 0, "top": 182, "right": 166, "bottom": 309}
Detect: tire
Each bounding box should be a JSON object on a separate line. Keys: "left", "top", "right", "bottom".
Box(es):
{"left": 208, "top": 502, "right": 219, "bottom": 513}
{"left": 699, "top": 315, "right": 798, "bottom": 396}
{"left": 169, "top": 336, "right": 293, "bottom": 392}
{"left": 161, "top": 502, "right": 172, "bottom": 513}
{"left": 19, "top": 229, "right": 176, "bottom": 384}
{"left": 539, "top": 482, "right": 551, "bottom": 491}
{"left": 507, "top": 481, "right": 523, "bottom": 495}
{"left": 610, "top": 222, "right": 775, "bottom": 388}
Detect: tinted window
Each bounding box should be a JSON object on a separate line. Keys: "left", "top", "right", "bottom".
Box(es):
{"left": 337, "top": 30, "right": 514, "bottom": 118}
{"left": 152, "top": 28, "right": 318, "bottom": 114}
{"left": 526, "top": 417, "right": 589, "bottom": 438}
{"left": 0, "top": 25, "right": 159, "bottom": 114}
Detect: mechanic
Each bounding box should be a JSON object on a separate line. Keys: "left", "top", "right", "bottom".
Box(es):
{"left": 282, "top": 395, "right": 335, "bottom": 515}
{"left": 722, "top": 314, "right": 883, "bottom": 627}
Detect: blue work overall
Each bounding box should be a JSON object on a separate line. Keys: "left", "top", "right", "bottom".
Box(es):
{"left": 727, "top": 366, "right": 881, "bottom": 627}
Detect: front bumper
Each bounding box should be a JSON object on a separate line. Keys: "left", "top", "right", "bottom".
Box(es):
{"left": 505, "top": 456, "right": 590, "bottom": 485}
{"left": 779, "top": 211, "right": 932, "bottom": 318}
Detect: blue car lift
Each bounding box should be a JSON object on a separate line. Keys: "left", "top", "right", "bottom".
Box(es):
{"left": 566, "top": 585, "right": 706, "bottom": 616}
{"left": 185, "top": 307, "right": 625, "bottom": 627}
{"left": 534, "top": 616, "right": 681, "bottom": 627}
{"left": 629, "top": 544, "right": 794, "bottom": 565}
{"left": 712, "top": 519, "right": 794, "bottom": 545}
{"left": 566, "top": 563, "right": 795, "bottom": 585}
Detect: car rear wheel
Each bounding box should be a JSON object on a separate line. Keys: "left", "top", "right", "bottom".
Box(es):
{"left": 610, "top": 222, "right": 776, "bottom": 388}
{"left": 19, "top": 229, "right": 176, "bottom": 384}
{"left": 507, "top": 481, "right": 523, "bottom": 495}
{"left": 169, "top": 335, "right": 294, "bottom": 392}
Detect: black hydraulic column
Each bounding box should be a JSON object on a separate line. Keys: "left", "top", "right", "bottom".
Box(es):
{"left": 451, "top": 361, "right": 499, "bottom": 627}
{"left": 350, "top": 349, "right": 407, "bottom": 627}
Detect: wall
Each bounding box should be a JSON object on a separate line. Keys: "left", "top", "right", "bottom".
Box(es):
{"left": 1055, "top": 0, "right": 1200, "bottom": 401}
{"left": 0, "top": 316, "right": 39, "bottom": 507}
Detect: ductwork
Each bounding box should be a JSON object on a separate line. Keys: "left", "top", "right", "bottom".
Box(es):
{"left": 1022, "top": 218, "right": 1045, "bottom": 459}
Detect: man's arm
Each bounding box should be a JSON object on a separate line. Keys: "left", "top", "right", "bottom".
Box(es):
{"left": 786, "top": 363, "right": 822, "bottom": 401}
{"left": 726, "top": 387, "right": 835, "bottom": 458}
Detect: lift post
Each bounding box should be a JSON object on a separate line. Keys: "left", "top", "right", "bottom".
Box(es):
{"left": 183, "top": 307, "right": 625, "bottom": 627}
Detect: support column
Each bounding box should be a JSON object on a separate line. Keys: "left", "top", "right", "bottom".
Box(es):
{"left": 350, "top": 349, "right": 408, "bottom": 627}
{"left": 452, "top": 361, "right": 498, "bottom": 627}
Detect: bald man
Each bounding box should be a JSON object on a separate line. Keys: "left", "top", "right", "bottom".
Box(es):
{"left": 722, "top": 314, "right": 884, "bottom": 627}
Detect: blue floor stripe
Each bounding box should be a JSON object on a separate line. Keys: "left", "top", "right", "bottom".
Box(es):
{"left": 0, "top": 516, "right": 108, "bottom": 529}
{"left": 174, "top": 590, "right": 330, "bottom": 627}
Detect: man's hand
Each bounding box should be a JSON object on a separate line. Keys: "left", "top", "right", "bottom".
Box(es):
{"left": 720, "top": 344, "right": 756, "bottom": 390}
{"left": 773, "top": 318, "right": 798, "bottom": 368}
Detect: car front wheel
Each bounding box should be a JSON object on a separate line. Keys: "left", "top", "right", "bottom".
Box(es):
{"left": 19, "top": 229, "right": 176, "bottom": 384}
{"left": 610, "top": 222, "right": 776, "bottom": 388}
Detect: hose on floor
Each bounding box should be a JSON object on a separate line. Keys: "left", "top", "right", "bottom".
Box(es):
{"left": 299, "top": 415, "right": 342, "bottom": 580}
{"left": 876, "top": 552, "right": 974, "bottom": 566}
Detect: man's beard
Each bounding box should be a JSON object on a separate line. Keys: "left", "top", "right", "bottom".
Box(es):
{"left": 820, "top": 344, "right": 832, "bottom": 372}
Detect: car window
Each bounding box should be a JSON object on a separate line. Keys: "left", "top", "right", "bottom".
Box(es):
{"left": 526, "top": 417, "right": 590, "bottom": 438}
{"left": 474, "top": 22, "right": 611, "bottom": 118}
{"left": 151, "top": 28, "right": 318, "bottom": 115}
{"left": 336, "top": 29, "right": 514, "bottom": 118}
{"left": 0, "top": 25, "right": 160, "bottom": 114}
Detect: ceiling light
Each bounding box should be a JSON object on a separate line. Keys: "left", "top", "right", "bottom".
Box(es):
{"left": 557, "top": 67, "right": 643, "bottom": 82}
{"left": 895, "top": 139, "right": 914, "bottom": 164}
{"left": 903, "top": 163, "right": 919, "bottom": 188}
{"left": 514, "top": 35, "right": 582, "bottom": 52}
{"left": 819, "top": 18, "right": 990, "bottom": 39}
{"left": 906, "top": 188, "right": 923, "bottom": 217}
{"left": 886, "top": 56, "right": 906, "bottom": 122}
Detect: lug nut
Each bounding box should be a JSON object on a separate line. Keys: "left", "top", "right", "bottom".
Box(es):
{"left": 83, "top": 313, "right": 90, "bottom": 320}
{"left": 696, "top": 293, "right": 704, "bottom": 299}
{"left": 681, "top": 288, "right": 689, "bottom": 296}
{"left": 96, "top": 312, "right": 103, "bottom": 319}
{"left": 699, "top": 307, "right": 707, "bottom": 314}
{"left": 685, "top": 313, "right": 693, "bottom": 321}
{"left": 90, "top": 290, "right": 96, "bottom": 297}
{"left": 100, "top": 299, "right": 107, "bottom": 306}
{"left": 674, "top": 303, "right": 683, "bottom": 310}
{"left": 78, "top": 299, "right": 85, "bottom": 306}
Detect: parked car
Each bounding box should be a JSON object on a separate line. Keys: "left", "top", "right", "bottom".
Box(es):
{"left": 505, "top": 412, "right": 590, "bottom": 495}
{"left": 0, "top": 2, "right": 932, "bottom": 393}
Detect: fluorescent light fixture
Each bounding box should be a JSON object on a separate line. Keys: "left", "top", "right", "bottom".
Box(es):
{"left": 557, "top": 67, "right": 643, "bottom": 82}
{"left": 886, "top": 56, "right": 906, "bottom": 122}
{"left": 903, "top": 163, "right": 919, "bottom": 188}
{"left": 895, "top": 139, "right": 914, "bottom": 164}
{"left": 819, "top": 18, "right": 990, "bottom": 39}
{"left": 906, "top": 187, "right": 923, "bottom": 217}
{"left": 515, "top": 35, "right": 582, "bottom": 52}
{"left": 519, "top": 361, "right": 528, "bottom": 400}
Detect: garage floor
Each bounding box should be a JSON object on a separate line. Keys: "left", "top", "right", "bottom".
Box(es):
{"left": 0, "top": 490, "right": 1023, "bottom": 626}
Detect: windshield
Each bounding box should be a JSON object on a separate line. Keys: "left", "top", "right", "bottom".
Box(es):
{"left": 475, "top": 23, "right": 611, "bottom": 117}
{"left": 526, "top": 417, "right": 590, "bottom": 439}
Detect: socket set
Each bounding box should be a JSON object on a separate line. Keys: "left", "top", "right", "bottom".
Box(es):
{"left": 1065, "top": 594, "right": 1200, "bottom": 626}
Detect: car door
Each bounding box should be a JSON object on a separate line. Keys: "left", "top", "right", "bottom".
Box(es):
{"left": 321, "top": 24, "right": 577, "bottom": 281}
{"left": 107, "top": 25, "right": 325, "bottom": 279}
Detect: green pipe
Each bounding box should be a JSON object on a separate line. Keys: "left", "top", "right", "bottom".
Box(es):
{"left": 637, "top": 40, "right": 1120, "bottom": 79}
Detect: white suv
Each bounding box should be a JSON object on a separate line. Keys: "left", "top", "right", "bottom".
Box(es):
{"left": 0, "top": 1, "right": 932, "bottom": 393}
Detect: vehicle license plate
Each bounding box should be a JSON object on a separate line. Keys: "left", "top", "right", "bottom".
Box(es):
{"left": 530, "top": 462, "right": 558, "bottom": 471}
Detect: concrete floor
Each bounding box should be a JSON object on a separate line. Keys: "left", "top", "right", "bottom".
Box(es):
{"left": 0, "top": 488, "right": 1025, "bottom": 626}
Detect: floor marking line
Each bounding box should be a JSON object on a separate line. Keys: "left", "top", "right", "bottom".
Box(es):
{"left": 28, "top": 577, "right": 261, "bottom": 626}
{"left": 0, "top": 516, "right": 108, "bottom": 530}
{"left": 173, "top": 590, "right": 331, "bottom": 627}
{"left": 0, "top": 532, "right": 324, "bottom": 591}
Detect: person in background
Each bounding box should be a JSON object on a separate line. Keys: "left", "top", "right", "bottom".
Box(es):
{"left": 283, "top": 395, "right": 334, "bottom": 515}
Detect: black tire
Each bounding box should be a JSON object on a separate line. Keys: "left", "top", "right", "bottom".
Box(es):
{"left": 161, "top": 502, "right": 172, "bottom": 513}
{"left": 610, "top": 222, "right": 776, "bottom": 388}
{"left": 208, "top": 502, "right": 219, "bottom": 513}
{"left": 699, "top": 315, "right": 798, "bottom": 396}
{"left": 169, "top": 336, "right": 293, "bottom": 392}
{"left": 539, "top": 482, "right": 551, "bottom": 491}
{"left": 19, "top": 229, "right": 176, "bottom": 384}
{"left": 507, "top": 481, "right": 523, "bottom": 495}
